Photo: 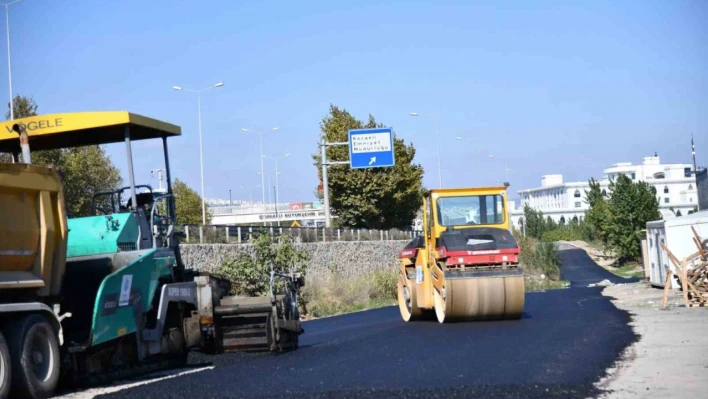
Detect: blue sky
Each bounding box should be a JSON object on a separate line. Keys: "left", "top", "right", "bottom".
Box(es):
{"left": 7, "top": 0, "right": 707, "bottom": 203}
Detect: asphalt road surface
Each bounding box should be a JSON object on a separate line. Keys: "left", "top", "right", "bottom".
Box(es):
{"left": 97, "top": 244, "right": 638, "bottom": 399}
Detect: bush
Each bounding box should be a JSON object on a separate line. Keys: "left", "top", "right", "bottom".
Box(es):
{"left": 514, "top": 231, "right": 562, "bottom": 282}
{"left": 216, "top": 232, "right": 310, "bottom": 299}
{"left": 532, "top": 242, "right": 561, "bottom": 280}
{"left": 540, "top": 229, "right": 582, "bottom": 243}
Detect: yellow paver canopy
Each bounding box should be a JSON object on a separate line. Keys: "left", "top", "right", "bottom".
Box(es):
{"left": 0, "top": 111, "right": 181, "bottom": 153}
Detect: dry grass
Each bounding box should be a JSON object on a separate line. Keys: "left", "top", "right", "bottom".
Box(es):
{"left": 301, "top": 268, "right": 398, "bottom": 318}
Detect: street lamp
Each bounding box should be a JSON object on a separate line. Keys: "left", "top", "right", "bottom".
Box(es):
{"left": 239, "top": 184, "right": 260, "bottom": 203}
{"left": 242, "top": 126, "right": 279, "bottom": 225}
{"left": 410, "top": 112, "right": 442, "bottom": 188}
{"left": 263, "top": 152, "right": 290, "bottom": 210}
{"left": 3, "top": 0, "right": 25, "bottom": 121}
{"left": 172, "top": 81, "right": 224, "bottom": 225}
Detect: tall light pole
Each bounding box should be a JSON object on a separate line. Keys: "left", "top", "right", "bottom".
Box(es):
{"left": 410, "top": 112, "right": 442, "bottom": 188}
{"left": 263, "top": 153, "right": 290, "bottom": 208}
{"left": 240, "top": 184, "right": 260, "bottom": 203}
{"left": 3, "top": 0, "right": 24, "bottom": 121}
{"left": 173, "top": 81, "right": 224, "bottom": 224}
{"left": 242, "top": 127, "right": 278, "bottom": 225}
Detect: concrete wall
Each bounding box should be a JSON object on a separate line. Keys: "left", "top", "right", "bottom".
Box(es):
{"left": 180, "top": 241, "right": 408, "bottom": 281}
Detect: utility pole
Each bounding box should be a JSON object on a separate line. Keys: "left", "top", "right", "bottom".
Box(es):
{"left": 229, "top": 189, "right": 232, "bottom": 206}
{"left": 151, "top": 168, "right": 166, "bottom": 192}
{"left": 693, "top": 133, "right": 700, "bottom": 211}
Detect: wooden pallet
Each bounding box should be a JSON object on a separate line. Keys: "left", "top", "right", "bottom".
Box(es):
{"left": 660, "top": 227, "right": 708, "bottom": 309}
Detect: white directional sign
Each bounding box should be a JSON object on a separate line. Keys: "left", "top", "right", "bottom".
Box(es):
{"left": 348, "top": 127, "right": 395, "bottom": 169}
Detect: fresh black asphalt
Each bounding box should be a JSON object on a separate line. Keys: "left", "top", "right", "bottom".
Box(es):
{"left": 97, "top": 244, "right": 638, "bottom": 399}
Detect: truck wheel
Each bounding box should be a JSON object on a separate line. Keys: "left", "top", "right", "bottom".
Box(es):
{"left": 6, "top": 314, "right": 60, "bottom": 399}
{"left": 0, "top": 331, "right": 11, "bottom": 399}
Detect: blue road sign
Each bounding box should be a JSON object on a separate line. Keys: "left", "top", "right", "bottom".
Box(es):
{"left": 348, "top": 127, "right": 395, "bottom": 169}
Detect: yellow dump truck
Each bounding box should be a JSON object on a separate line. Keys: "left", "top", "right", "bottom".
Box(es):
{"left": 0, "top": 162, "right": 68, "bottom": 399}
{"left": 397, "top": 187, "right": 525, "bottom": 323}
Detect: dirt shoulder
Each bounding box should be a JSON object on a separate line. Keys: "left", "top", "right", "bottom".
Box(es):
{"left": 596, "top": 282, "right": 708, "bottom": 398}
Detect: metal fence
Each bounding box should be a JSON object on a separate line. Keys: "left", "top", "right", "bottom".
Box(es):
{"left": 179, "top": 225, "right": 422, "bottom": 244}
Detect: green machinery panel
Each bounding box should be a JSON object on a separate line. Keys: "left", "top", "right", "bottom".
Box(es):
{"left": 67, "top": 213, "right": 139, "bottom": 258}
{"left": 90, "top": 249, "right": 155, "bottom": 346}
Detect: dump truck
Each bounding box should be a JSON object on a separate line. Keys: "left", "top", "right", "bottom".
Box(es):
{"left": 0, "top": 111, "right": 304, "bottom": 399}
{"left": 397, "top": 187, "right": 524, "bottom": 323}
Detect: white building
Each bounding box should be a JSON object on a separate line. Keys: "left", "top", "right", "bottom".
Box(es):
{"left": 509, "top": 156, "right": 698, "bottom": 229}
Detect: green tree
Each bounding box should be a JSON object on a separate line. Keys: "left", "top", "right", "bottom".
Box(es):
{"left": 60, "top": 146, "right": 122, "bottom": 216}
{"left": 174, "top": 178, "right": 211, "bottom": 225}
{"left": 606, "top": 174, "right": 661, "bottom": 261}
{"left": 584, "top": 178, "right": 611, "bottom": 245}
{"left": 523, "top": 204, "right": 547, "bottom": 239}
{"left": 2, "top": 95, "right": 122, "bottom": 215}
{"left": 312, "top": 104, "right": 424, "bottom": 229}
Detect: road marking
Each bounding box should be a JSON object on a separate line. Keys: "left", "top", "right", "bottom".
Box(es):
{"left": 54, "top": 366, "right": 214, "bottom": 399}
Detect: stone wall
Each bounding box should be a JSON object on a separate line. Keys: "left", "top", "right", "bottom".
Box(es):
{"left": 180, "top": 241, "right": 408, "bottom": 280}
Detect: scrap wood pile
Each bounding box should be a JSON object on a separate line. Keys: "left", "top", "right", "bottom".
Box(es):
{"left": 660, "top": 227, "right": 708, "bottom": 308}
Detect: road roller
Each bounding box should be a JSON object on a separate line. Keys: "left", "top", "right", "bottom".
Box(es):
{"left": 397, "top": 186, "right": 525, "bottom": 323}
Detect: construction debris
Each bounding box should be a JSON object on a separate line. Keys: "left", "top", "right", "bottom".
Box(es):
{"left": 660, "top": 227, "right": 708, "bottom": 309}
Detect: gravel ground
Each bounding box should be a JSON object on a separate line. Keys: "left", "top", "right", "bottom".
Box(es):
{"left": 596, "top": 281, "right": 708, "bottom": 398}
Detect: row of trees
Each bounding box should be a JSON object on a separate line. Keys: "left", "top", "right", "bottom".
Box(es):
{"left": 524, "top": 174, "right": 662, "bottom": 262}
{"left": 522, "top": 205, "right": 596, "bottom": 243}
{"left": 1, "top": 95, "right": 208, "bottom": 225}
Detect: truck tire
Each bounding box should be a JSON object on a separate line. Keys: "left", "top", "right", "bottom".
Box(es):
{"left": 0, "top": 331, "right": 11, "bottom": 399}
{"left": 6, "top": 314, "right": 60, "bottom": 399}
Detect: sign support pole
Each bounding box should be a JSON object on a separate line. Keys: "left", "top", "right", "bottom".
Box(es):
{"left": 321, "top": 139, "right": 349, "bottom": 228}
{"left": 321, "top": 139, "right": 330, "bottom": 228}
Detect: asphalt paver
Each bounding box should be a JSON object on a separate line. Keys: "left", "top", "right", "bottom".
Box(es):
{"left": 96, "top": 245, "right": 638, "bottom": 399}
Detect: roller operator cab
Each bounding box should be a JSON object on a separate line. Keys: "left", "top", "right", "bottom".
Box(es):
{"left": 397, "top": 187, "right": 525, "bottom": 323}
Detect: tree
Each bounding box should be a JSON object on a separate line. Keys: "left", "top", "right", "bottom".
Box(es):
{"left": 60, "top": 146, "right": 122, "bottom": 216}
{"left": 1, "top": 95, "right": 122, "bottom": 216}
{"left": 311, "top": 105, "right": 424, "bottom": 229}
{"left": 606, "top": 174, "right": 661, "bottom": 261}
{"left": 584, "top": 178, "right": 612, "bottom": 245}
{"left": 523, "top": 204, "right": 547, "bottom": 239}
{"left": 174, "top": 178, "right": 211, "bottom": 225}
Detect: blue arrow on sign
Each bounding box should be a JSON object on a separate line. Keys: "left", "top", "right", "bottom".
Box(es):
{"left": 348, "top": 127, "right": 395, "bottom": 169}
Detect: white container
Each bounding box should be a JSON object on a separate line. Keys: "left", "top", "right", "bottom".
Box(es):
{"left": 646, "top": 210, "right": 708, "bottom": 288}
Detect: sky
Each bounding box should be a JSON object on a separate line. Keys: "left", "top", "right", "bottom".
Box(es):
{"left": 6, "top": 0, "right": 707, "bottom": 204}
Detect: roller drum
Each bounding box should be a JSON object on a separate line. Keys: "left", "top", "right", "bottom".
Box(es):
{"left": 434, "top": 273, "right": 525, "bottom": 323}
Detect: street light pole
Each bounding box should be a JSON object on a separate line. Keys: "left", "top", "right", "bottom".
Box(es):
{"left": 173, "top": 82, "right": 224, "bottom": 225}
{"left": 263, "top": 153, "right": 290, "bottom": 223}
{"left": 240, "top": 184, "right": 260, "bottom": 203}
{"left": 242, "top": 127, "right": 278, "bottom": 225}
{"left": 3, "top": 0, "right": 24, "bottom": 121}
{"left": 411, "top": 112, "right": 442, "bottom": 188}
